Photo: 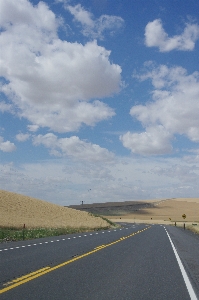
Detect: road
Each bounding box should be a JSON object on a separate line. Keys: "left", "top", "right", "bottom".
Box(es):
{"left": 0, "top": 224, "right": 198, "bottom": 299}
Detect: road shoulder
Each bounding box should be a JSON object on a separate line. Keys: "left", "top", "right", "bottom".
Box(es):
{"left": 166, "top": 225, "right": 199, "bottom": 299}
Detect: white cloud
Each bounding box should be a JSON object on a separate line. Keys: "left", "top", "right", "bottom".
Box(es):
{"left": 67, "top": 3, "right": 124, "bottom": 40}
{"left": 120, "top": 126, "right": 172, "bottom": 155}
{"left": 16, "top": 133, "right": 30, "bottom": 142}
{"left": 67, "top": 4, "right": 94, "bottom": 27}
{"left": 121, "top": 65, "right": 199, "bottom": 155}
{"left": 0, "top": 101, "right": 12, "bottom": 113}
{"left": 152, "top": 164, "right": 199, "bottom": 184}
{"left": 183, "top": 149, "right": 199, "bottom": 164}
{"left": 145, "top": 19, "right": 199, "bottom": 52}
{"left": 0, "top": 0, "right": 58, "bottom": 33}
{"left": 1, "top": 154, "right": 199, "bottom": 205}
{"left": 27, "top": 125, "right": 39, "bottom": 132}
{"left": 0, "top": 0, "right": 121, "bottom": 133}
{"left": 0, "top": 136, "right": 16, "bottom": 152}
{"left": 33, "top": 133, "right": 115, "bottom": 162}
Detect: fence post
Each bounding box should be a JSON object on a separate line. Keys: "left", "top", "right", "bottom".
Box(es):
{"left": 23, "top": 224, "right": 25, "bottom": 240}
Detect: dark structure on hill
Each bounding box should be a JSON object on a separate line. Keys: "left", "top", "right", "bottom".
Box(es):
{"left": 67, "top": 201, "right": 155, "bottom": 216}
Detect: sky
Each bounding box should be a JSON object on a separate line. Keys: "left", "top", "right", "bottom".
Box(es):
{"left": 1, "top": 0, "right": 199, "bottom": 206}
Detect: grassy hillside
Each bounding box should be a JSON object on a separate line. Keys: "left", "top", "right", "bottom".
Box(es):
{"left": 0, "top": 190, "right": 110, "bottom": 229}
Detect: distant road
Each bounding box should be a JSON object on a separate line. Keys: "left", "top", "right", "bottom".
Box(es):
{"left": 0, "top": 224, "right": 198, "bottom": 300}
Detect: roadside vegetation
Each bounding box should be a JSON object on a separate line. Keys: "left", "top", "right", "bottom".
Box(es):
{"left": 0, "top": 225, "right": 113, "bottom": 243}
{"left": 89, "top": 213, "right": 117, "bottom": 227}
{"left": 172, "top": 222, "right": 199, "bottom": 235}
{"left": 187, "top": 224, "right": 199, "bottom": 235}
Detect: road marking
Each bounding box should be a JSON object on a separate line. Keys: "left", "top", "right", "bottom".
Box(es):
{"left": 3, "top": 267, "right": 51, "bottom": 287}
{"left": 164, "top": 227, "right": 198, "bottom": 300}
{"left": 0, "top": 227, "right": 150, "bottom": 294}
{"left": 0, "top": 227, "right": 128, "bottom": 252}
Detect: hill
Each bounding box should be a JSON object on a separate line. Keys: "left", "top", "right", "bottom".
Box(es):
{"left": 70, "top": 198, "right": 199, "bottom": 228}
{"left": 102, "top": 198, "right": 199, "bottom": 230}
{"left": 0, "top": 190, "right": 109, "bottom": 229}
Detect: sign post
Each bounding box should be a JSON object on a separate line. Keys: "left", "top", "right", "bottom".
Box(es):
{"left": 182, "top": 214, "right": 186, "bottom": 230}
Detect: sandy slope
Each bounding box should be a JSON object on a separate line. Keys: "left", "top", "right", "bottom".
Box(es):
{"left": 0, "top": 190, "right": 109, "bottom": 229}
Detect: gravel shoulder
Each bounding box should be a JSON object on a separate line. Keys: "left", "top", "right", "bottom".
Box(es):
{"left": 166, "top": 225, "right": 199, "bottom": 298}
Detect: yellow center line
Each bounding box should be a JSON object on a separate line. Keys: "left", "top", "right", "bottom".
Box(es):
{"left": 3, "top": 267, "right": 51, "bottom": 286}
{"left": 0, "top": 226, "right": 151, "bottom": 294}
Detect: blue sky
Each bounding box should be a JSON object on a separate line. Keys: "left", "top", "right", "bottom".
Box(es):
{"left": 1, "top": 0, "right": 199, "bottom": 205}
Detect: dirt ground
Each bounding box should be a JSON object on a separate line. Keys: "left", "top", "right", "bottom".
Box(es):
{"left": 0, "top": 190, "right": 109, "bottom": 229}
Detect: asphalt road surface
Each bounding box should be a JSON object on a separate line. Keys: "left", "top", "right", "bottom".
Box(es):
{"left": 0, "top": 224, "right": 198, "bottom": 300}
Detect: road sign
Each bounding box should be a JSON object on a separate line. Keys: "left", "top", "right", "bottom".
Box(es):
{"left": 182, "top": 214, "right": 186, "bottom": 219}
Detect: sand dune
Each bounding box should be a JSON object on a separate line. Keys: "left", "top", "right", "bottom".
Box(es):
{"left": 0, "top": 190, "right": 109, "bottom": 229}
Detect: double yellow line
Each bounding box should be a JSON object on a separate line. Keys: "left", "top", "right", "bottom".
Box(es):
{"left": 0, "top": 226, "right": 150, "bottom": 294}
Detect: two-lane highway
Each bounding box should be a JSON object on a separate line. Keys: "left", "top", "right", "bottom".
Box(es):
{"left": 0, "top": 224, "right": 198, "bottom": 299}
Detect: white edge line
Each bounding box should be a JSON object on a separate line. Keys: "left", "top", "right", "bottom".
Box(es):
{"left": 164, "top": 227, "right": 198, "bottom": 300}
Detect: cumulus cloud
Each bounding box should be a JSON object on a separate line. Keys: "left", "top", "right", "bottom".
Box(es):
{"left": 145, "top": 19, "right": 199, "bottom": 52}
{"left": 0, "top": 136, "right": 16, "bottom": 152}
{"left": 120, "top": 126, "right": 173, "bottom": 155}
{"left": 16, "top": 133, "right": 30, "bottom": 142}
{"left": 121, "top": 64, "right": 199, "bottom": 155}
{"left": 66, "top": 3, "right": 124, "bottom": 40}
{"left": 33, "top": 133, "right": 115, "bottom": 162}
{"left": 0, "top": 0, "right": 121, "bottom": 133}
{"left": 27, "top": 125, "right": 39, "bottom": 132}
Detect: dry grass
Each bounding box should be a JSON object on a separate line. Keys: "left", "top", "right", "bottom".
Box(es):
{"left": 187, "top": 224, "right": 199, "bottom": 233}
{"left": 0, "top": 190, "right": 109, "bottom": 229}
{"left": 106, "top": 198, "right": 199, "bottom": 228}
{"left": 1, "top": 190, "right": 198, "bottom": 234}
